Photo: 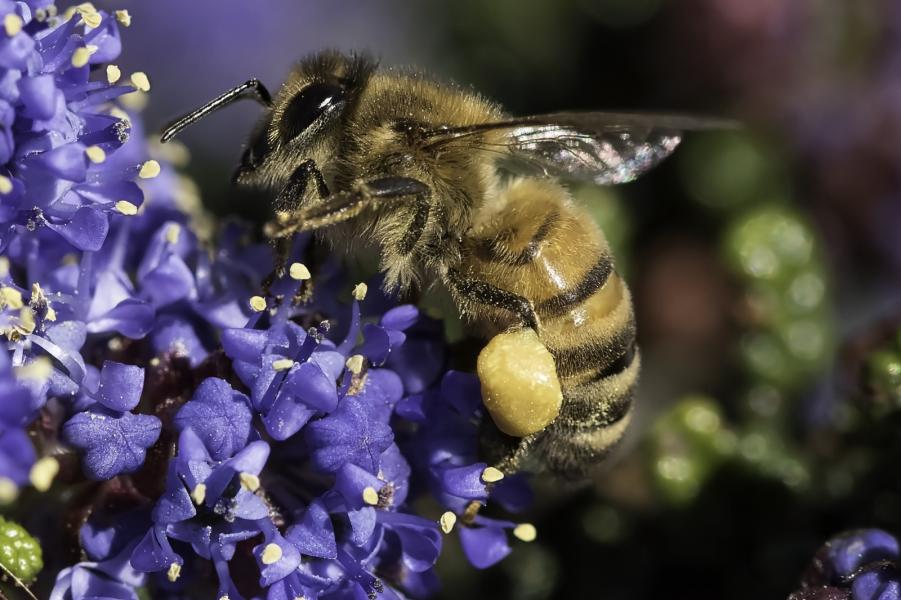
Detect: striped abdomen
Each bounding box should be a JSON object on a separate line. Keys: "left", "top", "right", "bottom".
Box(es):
{"left": 459, "top": 178, "right": 639, "bottom": 477}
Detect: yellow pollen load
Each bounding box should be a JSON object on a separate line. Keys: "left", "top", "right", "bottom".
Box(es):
{"left": 167, "top": 562, "right": 181, "bottom": 583}
{"left": 481, "top": 466, "right": 504, "bottom": 483}
{"left": 261, "top": 543, "right": 283, "bottom": 565}
{"left": 85, "top": 145, "right": 106, "bottom": 163}
{"left": 513, "top": 523, "right": 537, "bottom": 542}
{"left": 439, "top": 511, "right": 457, "bottom": 534}
{"left": 106, "top": 64, "right": 121, "bottom": 84}
{"left": 0, "top": 174, "right": 12, "bottom": 194}
{"left": 345, "top": 354, "right": 364, "bottom": 375}
{"left": 272, "top": 358, "right": 294, "bottom": 371}
{"left": 4, "top": 13, "right": 23, "bottom": 37}
{"left": 352, "top": 282, "right": 368, "bottom": 301}
{"left": 191, "top": 483, "right": 207, "bottom": 505}
{"left": 362, "top": 486, "right": 379, "bottom": 506}
{"left": 18, "top": 306, "right": 36, "bottom": 333}
{"left": 289, "top": 262, "right": 311, "bottom": 280}
{"left": 29, "top": 456, "right": 59, "bottom": 492}
{"left": 115, "top": 200, "right": 138, "bottom": 216}
{"left": 239, "top": 472, "right": 260, "bottom": 492}
{"left": 130, "top": 71, "right": 151, "bottom": 92}
{"left": 115, "top": 9, "right": 131, "bottom": 27}
{"left": 477, "top": 327, "right": 563, "bottom": 437}
{"left": 249, "top": 296, "right": 267, "bottom": 312}
{"left": 45, "top": 305, "right": 57, "bottom": 322}
{"left": 139, "top": 159, "right": 161, "bottom": 179}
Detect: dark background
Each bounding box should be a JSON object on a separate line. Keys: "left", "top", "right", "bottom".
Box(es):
{"left": 95, "top": 1, "right": 901, "bottom": 598}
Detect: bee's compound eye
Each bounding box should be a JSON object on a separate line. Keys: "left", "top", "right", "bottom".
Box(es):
{"left": 281, "top": 82, "right": 346, "bottom": 142}
{"left": 477, "top": 328, "right": 563, "bottom": 437}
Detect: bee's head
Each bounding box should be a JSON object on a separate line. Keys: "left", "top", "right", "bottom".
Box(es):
{"left": 160, "top": 51, "right": 376, "bottom": 190}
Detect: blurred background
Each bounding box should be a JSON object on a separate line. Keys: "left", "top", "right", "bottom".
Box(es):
{"left": 95, "top": 1, "right": 901, "bottom": 598}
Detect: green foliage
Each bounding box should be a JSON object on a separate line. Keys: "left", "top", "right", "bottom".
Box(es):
{"left": 0, "top": 516, "right": 42, "bottom": 585}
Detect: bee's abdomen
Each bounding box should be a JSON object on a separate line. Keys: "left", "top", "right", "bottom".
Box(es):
{"left": 463, "top": 178, "right": 639, "bottom": 477}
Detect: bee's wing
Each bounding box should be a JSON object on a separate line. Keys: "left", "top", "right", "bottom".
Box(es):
{"left": 424, "top": 112, "right": 735, "bottom": 185}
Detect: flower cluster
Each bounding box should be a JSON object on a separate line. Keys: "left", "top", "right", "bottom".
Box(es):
{"left": 790, "top": 529, "right": 901, "bottom": 600}
{"left": 0, "top": 2, "right": 534, "bottom": 598}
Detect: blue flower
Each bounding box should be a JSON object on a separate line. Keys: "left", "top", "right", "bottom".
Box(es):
{"left": 173, "top": 377, "right": 255, "bottom": 461}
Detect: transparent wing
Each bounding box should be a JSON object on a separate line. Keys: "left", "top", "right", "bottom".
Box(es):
{"left": 423, "top": 112, "right": 735, "bottom": 185}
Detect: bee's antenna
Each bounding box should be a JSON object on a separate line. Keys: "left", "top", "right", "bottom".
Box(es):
{"left": 160, "top": 79, "right": 273, "bottom": 143}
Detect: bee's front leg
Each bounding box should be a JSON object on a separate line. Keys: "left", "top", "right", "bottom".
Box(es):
{"left": 262, "top": 159, "right": 329, "bottom": 297}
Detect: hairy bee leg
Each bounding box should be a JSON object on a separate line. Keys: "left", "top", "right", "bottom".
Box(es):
{"left": 261, "top": 236, "right": 292, "bottom": 297}
{"left": 445, "top": 269, "right": 540, "bottom": 330}
{"left": 268, "top": 176, "right": 431, "bottom": 241}
{"left": 276, "top": 158, "right": 330, "bottom": 205}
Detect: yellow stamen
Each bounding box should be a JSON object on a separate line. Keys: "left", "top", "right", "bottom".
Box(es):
{"left": 362, "top": 486, "right": 379, "bottom": 506}
{"left": 29, "top": 457, "right": 59, "bottom": 492}
{"left": 115, "top": 9, "right": 131, "bottom": 27}
{"left": 191, "top": 483, "right": 206, "bottom": 505}
{"left": 165, "top": 223, "right": 181, "bottom": 245}
{"left": 0, "top": 175, "right": 12, "bottom": 194}
{"left": 71, "top": 45, "right": 97, "bottom": 68}
{"left": 481, "top": 466, "right": 504, "bottom": 483}
{"left": 272, "top": 358, "right": 294, "bottom": 372}
{"left": 115, "top": 200, "right": 138, "bottom": 216}
{"left": 4, "top": 14, "right": 23, "bottom": 37}
{"left": 0, "top": 478, "right": 18, "bottom": 505}
{"left": 167, "top": 562, "right": 181, "bottom": 582}
{"left": 239, "top": 472, "right": 260, "bottom": 492}
{"left": 0, "top": 286, "right": 24, "bottom": 309}
{"left": 261, "top": 543, "right": 282, "bottom": 565}
{"left": 139, "top": 159, "right": 161, "bottom": 179}
{"left": 352, "top": 282, "right": 368, "bottom": 301}
{"left": 513, "top": 523, "right": 537, "bottom": 542}
{"left": 106, "top": 64, "right": 121, "bottom": 84}
{"left": 289, "top": 262, "right": 311, "bottom": 281}
{"left": 439, "top": 511, "right": 457, "bottom": 534}
{"left": 345, "top": 354, "right": 364, "bottom": 375}
{"left": 130, "top": 71, "right": 151, "bottom": 92}
{"left": 85, "top": 145, "right": 106, "bottom": 163}
{"left": 0, "top": 257, "right": 9, "bottom": 277}
{"left": 249, "top": 296, "right": 267, "bottom": 312}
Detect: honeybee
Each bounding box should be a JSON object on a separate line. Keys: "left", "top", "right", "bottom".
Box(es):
{"left": 161, "top": 51, "right": 725, "bottom": 478}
